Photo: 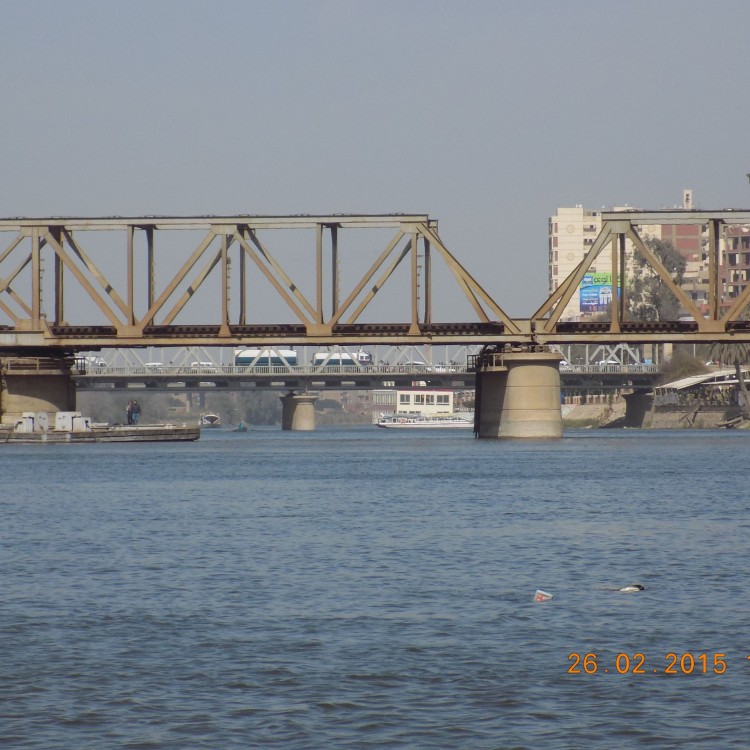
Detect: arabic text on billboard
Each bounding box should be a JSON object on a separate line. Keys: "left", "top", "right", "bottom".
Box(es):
{"left": 579, "top": 272, "right": 617, "bottom": 313}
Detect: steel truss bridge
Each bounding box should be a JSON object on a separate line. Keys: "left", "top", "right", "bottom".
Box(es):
{"left": 2, "top": 210, "right": 750, "bottom": 355}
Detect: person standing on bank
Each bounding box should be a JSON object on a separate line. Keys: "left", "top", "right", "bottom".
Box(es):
{"left": 126, "top": 400, "right": 134, "bottom": 425}
{"left": 130, "top": 401, "right": 141, "bottom": 425}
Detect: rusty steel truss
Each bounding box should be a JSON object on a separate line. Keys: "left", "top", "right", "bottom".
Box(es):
{"left": 1, "top": 210, "right": 750, "bottom": 354}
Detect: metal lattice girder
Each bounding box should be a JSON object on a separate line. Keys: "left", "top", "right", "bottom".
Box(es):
{"left": 4, "top": 210, "right": 750, "bottom": 351}
{"left": 0, "top": 214, "right": 517, "bottom": 349}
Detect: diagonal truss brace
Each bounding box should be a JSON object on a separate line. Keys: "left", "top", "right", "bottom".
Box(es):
{"left": 418, "top": 223, "right": 520, "bottom": 334}
{"left": 533, "top": 224, "right": 615, "bottom": 331}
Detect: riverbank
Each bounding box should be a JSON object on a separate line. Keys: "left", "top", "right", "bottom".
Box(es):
{"left": 562, "top": 401, "right": 625, "bottom": 428}
{"left": 562, "top": 400, "right": 750, "bottom": 429}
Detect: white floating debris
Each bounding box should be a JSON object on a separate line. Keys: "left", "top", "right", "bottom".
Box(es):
{"left": 534, "top": 589, "right": 553, "bottom": 602}
{"left": 618, "top": 583, "right": 645, "bottom": 593}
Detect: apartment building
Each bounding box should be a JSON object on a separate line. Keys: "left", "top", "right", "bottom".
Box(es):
{"left": 723, "top": 224, "right": 750, "bottom": 303}
{"left": 549, "top": 190, "right": 708, "bottom": 321}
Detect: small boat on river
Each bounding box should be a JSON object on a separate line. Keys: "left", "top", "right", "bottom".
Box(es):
{"left": 376, "top": 413, "right": 473, "bottom": 429}
{"left": 0, "top": 411, "right": 199, "bottom": 443}
{"left": 199, "top": 413, "right": 221, "bottom": 428}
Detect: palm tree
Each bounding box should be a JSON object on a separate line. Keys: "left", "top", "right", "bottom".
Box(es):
{"left": 708, "top": 342, "right": 750, "bottom": 419}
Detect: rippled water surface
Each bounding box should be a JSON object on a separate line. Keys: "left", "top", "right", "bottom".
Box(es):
{"left": 2, "top": 427, "right": 750, "bottom": 748}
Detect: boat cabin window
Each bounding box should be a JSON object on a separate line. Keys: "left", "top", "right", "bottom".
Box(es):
{"left": 437, "top": 394, "right": 450, "bottom": 405}
{"left": 413, "top": 394, "right": 425, "bottom": 405}
{"left": 399, "top": 394, "right": 411, "bottom": 405}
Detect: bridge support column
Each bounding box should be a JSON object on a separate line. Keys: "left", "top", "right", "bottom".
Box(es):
{"left": 622, "top": 391, "right": 654, "bottom": 428}
{"left": 280, "top": 392, "right": 318, "bottom": 431}
{"left": 475, "top": 351, "right": 562, "bottom": 439}
{"left": 1, "top": 356, "right": 76, "bottom": 425}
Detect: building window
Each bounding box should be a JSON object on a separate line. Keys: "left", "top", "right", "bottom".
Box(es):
{"left": 414, "top": 394, "right": 425, "bottom": 405}
{"left": 399, "top": 394, "right": 410, "bottom": 405}
{"left": 437, "top": 394, "right": 449, "bottom": 405}
{"left": 426, "top": 394, "right": 435, "bottom": 405}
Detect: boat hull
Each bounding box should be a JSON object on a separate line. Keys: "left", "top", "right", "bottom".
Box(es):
{"left": 0, "top": 424, "right": 200, "bottom": 443}
{"left": 376, "top": 416, "right": 473, "bottom": 429}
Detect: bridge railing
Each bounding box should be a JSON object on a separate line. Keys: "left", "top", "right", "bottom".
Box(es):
{"left": 560, "top": 364, "right": 660, "bottom": 374}
{"left": 72, "top": 361, "right": 660, "bottom": 378}
{"left": 73, "top": 363, "right": 471, "bottom": 377}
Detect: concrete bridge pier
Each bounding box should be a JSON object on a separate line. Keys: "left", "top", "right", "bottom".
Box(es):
{"left": 1, "top": 356, "right": 76, "bottom": 425}
{"left": 475, "top": 351, "right": 563, "bottom": 439}
{"left": 280, "top": 392, "right": 318, "bottom": 431}
{"left": 622, "top": 391, "right": 654, "bottom": 428}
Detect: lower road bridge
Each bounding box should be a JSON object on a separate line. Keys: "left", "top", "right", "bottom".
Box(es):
{"left": 1, "top": 209, "right": 747, "bottom": 436}
{"left": 70, "top": 360, "right": 659, "bottom": 394}
{"left": 74, "top": 362, "right": 476, "bottom": 393}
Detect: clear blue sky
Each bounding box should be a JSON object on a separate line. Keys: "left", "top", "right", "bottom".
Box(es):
{"left": 2, "top": 0, "right": 749, "bottom": 316}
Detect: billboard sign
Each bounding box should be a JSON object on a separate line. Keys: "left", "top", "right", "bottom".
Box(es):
{"left": 579, "top": 272, "right": 617, "bottom": 314}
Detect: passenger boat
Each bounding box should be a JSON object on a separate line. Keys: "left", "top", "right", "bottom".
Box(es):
{"left": 199, "top": 413, "right": 221, "bottom": 428}
{"left": 376, "top": 413, "right": 473, "bottom": 429}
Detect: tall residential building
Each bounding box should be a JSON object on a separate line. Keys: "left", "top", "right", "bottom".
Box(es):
{"left": 549, "top": 191, "right": 708, "bottom": 321}
{"left": 548, "top": 206, "right": 602, "bottom": 321}
{"left": 723, "top": 225, "right": 750, "bottom": 304}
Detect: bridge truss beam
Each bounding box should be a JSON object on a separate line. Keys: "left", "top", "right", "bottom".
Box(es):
{"left": 0, "top": 214, "right": 517, "bottom": 351}
{"left": 4, "top": 210, "right": 750, "bottom": 353}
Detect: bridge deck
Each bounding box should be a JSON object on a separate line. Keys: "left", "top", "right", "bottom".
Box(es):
{"left": 70, "top": 362, "right": 660, "bottom": 392}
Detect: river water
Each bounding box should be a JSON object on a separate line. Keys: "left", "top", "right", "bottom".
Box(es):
{"left": 2, "top": 427, "right": 749, "bottom": 748}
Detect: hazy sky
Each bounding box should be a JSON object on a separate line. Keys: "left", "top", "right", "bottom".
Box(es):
{"left": 3, "top": 0, "right": 749, "bottom": 317}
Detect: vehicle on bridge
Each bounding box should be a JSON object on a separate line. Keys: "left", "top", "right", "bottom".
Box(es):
{"left": 234, "top": 348, "right": 298, "bottom": 367}
{"left": 311, "top": 350, "right": 372, "bottom": 368}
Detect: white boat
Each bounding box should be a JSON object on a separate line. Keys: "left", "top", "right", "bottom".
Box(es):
{"left": 376, "top": 413, "right": 474, "bottom": 429}
{"left": 199, "top": 413, "right": 221, "bottom": 428}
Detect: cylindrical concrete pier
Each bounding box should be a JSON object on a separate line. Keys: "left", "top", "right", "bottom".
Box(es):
{"left": 0, "top": 357, "right": 76, "bottom": 425}
{"left": 475, "top": 351, "right": 563, "bottom": 438}
{"left": 280, "top": 392, "right": 318, "bottom": 431}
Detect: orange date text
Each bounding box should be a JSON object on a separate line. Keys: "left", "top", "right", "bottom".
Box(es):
{"left": 567, "top": 652, "right": 729, "bottom": 675}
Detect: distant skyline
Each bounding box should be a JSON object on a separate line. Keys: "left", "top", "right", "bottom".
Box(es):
{"left": 2, "top": 0, "right": 749, "bottom": 316}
